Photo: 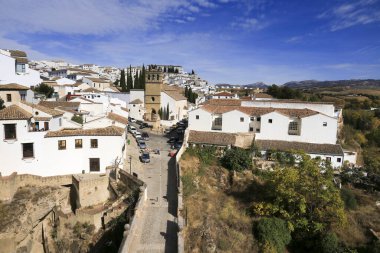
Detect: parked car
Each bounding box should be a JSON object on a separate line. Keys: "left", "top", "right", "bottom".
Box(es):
{"left": 139, "top": 123, "right": 148, "bottom": 129}
{"left": 128, "top": 126, "right": 137, "bottom": 134}
{"left": 142, "top": 132, "right": 149, "bottom": 141}
{"left": 134, "top": 131, "right": 142, "bottom": 139}
{"left": 167, "top": 137, "right": 178, "bottom": 144}
{"left": 171, "top": 141, "right": 183, "bottom": 149}
{"left": 140, "top": 152, "right": 150, "bottom": 163}
{"left": 129, "top": 117, "right": 136, "bottom": 123}
{"left": 138, "top": 140, "right": 147, "bottom": 149}
{"left": 176, "top": 128, "right": 185, "bottom": 134}
{"left": 136, "top": 120, "right": 143, "bottom": 125}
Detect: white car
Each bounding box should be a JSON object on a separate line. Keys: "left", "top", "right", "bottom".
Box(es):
{"left": 129, "top": 126, "right": 137, "bottom": 134}
{"left": 134, "top": 131, "right": 142, "bottom": 139}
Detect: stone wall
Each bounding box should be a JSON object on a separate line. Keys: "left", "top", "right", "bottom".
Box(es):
{"left": 72, "top": 174, "right": 109, "bottom": 209}
{"left": 0, "top": 172, "right": 72, "bottom": 201}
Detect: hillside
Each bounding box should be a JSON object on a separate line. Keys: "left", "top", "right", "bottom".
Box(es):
{"left": 283, "top": 79, "right": 380, "bottom": 89}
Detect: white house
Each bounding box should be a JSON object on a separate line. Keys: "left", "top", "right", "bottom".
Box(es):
{"left": 0, "top": 83, "right": 30, "bottom": 106}
{"left": 83, "top": 77, "right": 112, "bottom": 91}
{"left": 0, "top": 49, "right": 42, "bottom": 87}
{"left": 212, "top": 91, "right": 237, "bottom": 99}
{"left": 187, "top": 98, "right": 351, "bottom": 167}
{"left": 128, "top": 99, "right": 145, "bottom": 120}
{"left": 0, "top": 105, "right": 126, "bottom": 177}
{"left": 161, "top": 89, "right": 188, "bottom": 121}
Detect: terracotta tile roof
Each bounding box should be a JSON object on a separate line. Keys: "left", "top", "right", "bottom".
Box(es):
{"left": 34, "top": 116, "right": 51, "bottom": 121}
{"left": 121, "top": 107, "right": 129, "bottom": 112}
{"left": 82, "top": 87, "right": 100, "bottom": 93}
{"left": 213, "top": 92, "right": 234, "bottom": 97}
{"left": 21, "top": 101, "right": 64, "bottom": 117}
{"left": 255, "top": 140, "right": 343, "bottom": 156}
{"left": 200, "top": 104, "right": 319, "bottom": 118}
{"left": 205, "top": 99, "right": 242, "bottom": 106}
{"left": 163, "top": 90, "right": 187, "bottom": 101}
{"left": 0, "top": 105, "right": 32, "bottom": 120}
{"left": 0, "top": 83, "right": 29, "bottom": 90}
{"left": 129, "top": 99, "right": 143, "bottom": 104}
{"left": 15, "top": 57, "right": 28, "bottom": 64}
{"left": 254, "top": 93, "right": 273, "bottom": 99}
{"left": 250, "top": 99, "right": 334, "bottom": 105}
{"left": 8, "top": 50, "right": 27, "bottom": 57}
{"left": 107, "top": 112, "right": 128, "bottom": 125}
{"left": 45, "top": 126, "right": 125, "bottom": 138}
{"left": 39, "top": 101, "right": 80, "bottom": 109}
{"left": 188, "top": 130, "right": 236, "bottom": 146}
{"left": 86, "top": 77, "right": 110, "bottom": 83}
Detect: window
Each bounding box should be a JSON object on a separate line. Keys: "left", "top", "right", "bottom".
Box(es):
{"left": 44, "top": 122, "right": 49, "bottom": 131}
{"left": 326, "top": 157, "right": 331, "bottom": 162}
{"left": 16, "top": 64, "right": 26, "bottom": 73}
{"left": 196, "top": 115, "right": 199, "bottom": 120}
{"left": 250, "top": 117, "right": 255, "bottom": 121}
{"left": 20, "top": 94, "right": 26, "bottom": 101}
{"left": 58, "top": 140, "right": 66, "bottom": 150}
{"left": 249, "top": 127, "right": 254, "bottom": 132}
{"left": 6, "top": 94, "right": 11, "bottom": 102}
{"left": 91, "top": 139, "right": 98, "bottom": 148}
{"left": 289, "top": 122, "right": 298, "bottom": 131}
{"left": 75, "top": 139, "right": 82, "bottom": 148}
{"left": 4, "top": 124, "right": 16, "bottom": 140}
{"left": 240, "top": 117, "right": 244, "bottom": 122}
{"left": 337, "top": 158, "right": 342, "bottom": 163}
{"left": 89, "top": 158, "right": 100, "bottom": 172}
{"left": 268, "top": 119, "right": 273, "bottom": 123}
{"left": 256, "top": 128, "right": 260, "bottom": 133}
{"left": 215, "top": 117, "right": 222, "bottom": 126}
{"left": 22, "top": 143, "right": 34, "bottom": 158}
{"left": 323, "top": 122, "right": 327, "bottom": 127}
{"left": 59, "top": 118, "right": 62, "bottom": 127}
{"left": 151, "top": 97, "right": 155, "bottom": 102}
{"left": 257, "top": 117, "right": 261, "bottom": 122}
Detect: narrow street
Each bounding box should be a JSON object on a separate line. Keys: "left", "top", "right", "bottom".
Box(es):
{"left": 122, "top": 128, "right": 179, "bottom": 253}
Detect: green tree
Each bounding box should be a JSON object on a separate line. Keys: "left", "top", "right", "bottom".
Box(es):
{"left": 340, "top": 188, "right": 357, "bottom": 210}
{"left": 191, "top": 69, "right": 195, "bottom": 75}
{"left": 34, "top": 83, "right": 55, "bottom": 98}
{"left": 166, "top": 103, "right": 170, "bottom": 120}
{"left": 185, "top": 86, "right": 188, "bottom": 98}
{"left": 134, "top": 72, "right": 139, "bottom": 89}
{"left": 127, "top": 65, "right": 133, "bottom": 91}
{"left": 221, "top": 147, "right": 252, "bottom": 171}
{"left": 254, "top": 217, "right": 291, "bottom": 253}
{"left": 0, "top": 98, "right": 5, "bottom": 109}
{"left": 319, "top": 232, "right": 339, "bottom": 253}
{"left": 71, "top": 115, "right": 83, "bottom": 124}
{"left": 120, "top": 70, "right": 127, "bottom": 92}
{"left": 252, "top": 155, "right": 346, "bottom": 236}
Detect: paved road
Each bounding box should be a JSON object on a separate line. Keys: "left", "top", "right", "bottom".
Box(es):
{"left": 123, "top": 127, "right": 179, "bottom": 253}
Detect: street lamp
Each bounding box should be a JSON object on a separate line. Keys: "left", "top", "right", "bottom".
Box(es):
{"left": 129, "top": 155, "right": 132, "bottom": 174}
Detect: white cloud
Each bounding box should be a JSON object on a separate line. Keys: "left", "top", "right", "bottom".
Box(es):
{"left": 231, "top": 17, "right": 268, "bottom": 31}
{"left": 318, "top": 0, "right": 380, "bottom": 31}
{"left": 0, "top": 0, "right": 213, "bottom": 35}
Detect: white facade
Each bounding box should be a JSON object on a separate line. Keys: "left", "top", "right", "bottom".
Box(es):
{"left": 242, "top": 100, "right": 336, "bottom": 117}
{"left": 160, "top": 91, "right": 188, "bottom": 121}
{"left": 0, "top": 121, "right": 125, "bottom": 176}
{"left": 0, "top": 50, "right": 42, "bottom": 87}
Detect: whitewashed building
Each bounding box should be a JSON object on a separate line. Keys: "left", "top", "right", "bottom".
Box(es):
{"left": 0, "top": 49, "right": 42, "bottom": 87}
{"left": 187, "top": 99, "right": 349, "bottom": 167}
{"left": 0, "top": 104, "right": 126, "bottom": 177}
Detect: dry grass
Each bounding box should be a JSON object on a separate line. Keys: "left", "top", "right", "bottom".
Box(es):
{"left": 180, "top": 152, "right": 258, "bottom": 253}
{"left": 334, "top": 187, "right": 380, "bottom": 248}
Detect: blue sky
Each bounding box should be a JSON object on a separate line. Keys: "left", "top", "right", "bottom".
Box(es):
{"left": 0, "top": 0, "right": 379, "bottom": 84}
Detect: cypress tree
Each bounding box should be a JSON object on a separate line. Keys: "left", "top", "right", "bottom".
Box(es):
{"left": 141, "top": 64, "right": 146, "bottom": 90}
{"left": 134, "top": 72, "right": 139, "bottom": 89}
{"left": 166, "top": 104, "right": 170, "bottom": 120}
{"left": 127, "top": 65, "right": 132, "bottom": 91}
{"left": 120, "top": 69, "right": 127, "bottom": 92}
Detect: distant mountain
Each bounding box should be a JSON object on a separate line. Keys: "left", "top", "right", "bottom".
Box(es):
{"left": 214, "top": 82, "right": 268, "bottom": 89}
{"left": 243, "top": 82, "right": 269, "bottom": 88}
{"left": 283, "top": 79, "right": 380, "bottom": 89}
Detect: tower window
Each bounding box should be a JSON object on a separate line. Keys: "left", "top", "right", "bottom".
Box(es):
{"left": 151, "top": 97, "right": 155, "bottom": 102}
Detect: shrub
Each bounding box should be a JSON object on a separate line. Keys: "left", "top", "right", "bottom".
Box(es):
{"left": 254, "top": 217, "right": 291, "bottom": 253}
{"left": 320, "top": 232, "right": 339, "bottom": 253}
{"left": 71, "top": 115, "right": 83, "bottom": 124}
{"left": 221, "top": 147, "right": 252, "bottom": 171}
{"left": 340, "top": 188, "right": 357, "bottom": 210}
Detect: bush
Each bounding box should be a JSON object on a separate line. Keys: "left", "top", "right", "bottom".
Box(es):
{"left": 319, "top": 232, "right": 339, "bottom": 253}
{"left": 71, "top": 115, "right": 83, "bottom": 124}
{"left": 340, "top": 188, "right": 357, "bottom": 210}
{"left": 34, "top": 83, "right": 55, "bottom": 98}
{"left": 221, "top": 147, "right": 252, "bottom": 171}
{"left": 254, "top": 217, "right": 291, "bottom": 253}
